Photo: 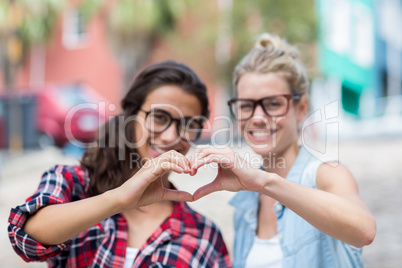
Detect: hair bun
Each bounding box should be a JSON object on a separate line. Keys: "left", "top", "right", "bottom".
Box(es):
{"left": 255, "top": 33, "right": 279, "bottom": 49}
{"left": 255, "top": 33, "right": 300, "bottom": 59}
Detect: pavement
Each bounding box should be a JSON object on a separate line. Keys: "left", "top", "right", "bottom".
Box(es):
{"left": 1, "top": 138, "right": 401, "bottom": 267}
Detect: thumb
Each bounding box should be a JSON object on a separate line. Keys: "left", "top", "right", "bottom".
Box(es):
{"left": 193, "top": 180, "right": 222, "bottom": 201}
{"left": 162, "top": 189, "right": 194, "bottom": 202}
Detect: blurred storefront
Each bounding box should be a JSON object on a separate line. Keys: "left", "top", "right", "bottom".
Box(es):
{"left": 312, "top": 0, "right": 402, "bottom": 138}
{"left": 315, "top": 0, "right": 401, "bottom": 116}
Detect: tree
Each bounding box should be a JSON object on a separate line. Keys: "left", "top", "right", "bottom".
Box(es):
{"left": 0, "top": 0, "right": 66, "bottom": 88}
{"left": 225, "top": 0, "right": 318, "bottom": 84}
{"left": 155, "top": 0, "right": 318, "bottom": 88}
{"left": 104, "top": 0, "right": 189, "bottom": 90}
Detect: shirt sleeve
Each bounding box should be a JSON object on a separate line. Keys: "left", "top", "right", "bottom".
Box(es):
{"left": 7, "top": 165, "right": 89, "bottom": 262}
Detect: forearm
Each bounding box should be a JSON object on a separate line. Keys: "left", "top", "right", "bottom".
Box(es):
{"left": 24, "top": 189, "right": 122, "bottom": 246}
{"left": 261, "top": 175, "right": 376, "bottom": 247}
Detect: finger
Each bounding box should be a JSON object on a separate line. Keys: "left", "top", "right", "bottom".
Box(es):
{"left": 191, "top": 146, "right": 233, "bottom": 166}
{"left": 191, "top": 155, "right": 234, "bottom": 170}
{"left": 192, "top": 145, "right": 214, "bottom": 160}
{"left": 188, "top": 151, "right": 206, "bottom": 173}
{"left": 163, "top": 150, "right": 191, "bottom": 172}
{"left": 189, "top": 149, "right": 206, "bottom": 165}
{"left": 187, "top": 151, "right": 197, "bottom": 166}
{"left": 189, "top": 150, "right": 219, "bottom": 169}
{"left": 189, "top": 164, "right": 200, "bottom": 176}
{"left": 196, "top": 145, "right": 232, "bottom": 155}
{"left": 153, "top": 162, "right": 184, "bottom": 178}
{"left": 186, "top": 153, "right": 199, "bottom": 176}
{"left": 174, "top": 152, "right": 192, "bottom": 173}
{"left": 193, "top": 144, "right": 215, "bottom": 156}
{"left": 162, "top": 189, "right": 194, "bottom": 202}
{"left": 193, "top": 180, "right": 222, "bottom": 201}
{"left": 191, "top": 156, "right": 216, "bottom": 170}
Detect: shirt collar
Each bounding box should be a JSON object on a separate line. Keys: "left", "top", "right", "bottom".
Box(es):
{"left": 285, "top": 146, "right": 311, "bottom": 183}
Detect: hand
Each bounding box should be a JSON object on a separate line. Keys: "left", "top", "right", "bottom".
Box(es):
{"left": 116, "top": 150, "right": 193, "bottom": 210}
{"left": 189, "top": 145, "right": 269, "bottom": 200}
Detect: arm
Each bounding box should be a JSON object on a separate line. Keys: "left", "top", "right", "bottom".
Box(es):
{"left": 23, "top": 151, "right": 192, "bottom": 247}
{"left": 191, "top": 146, "right": 376, "bottom": 248}
{"left": 259, "top": 162, "right": 376, "bottom": 248}
{"left": 23, "top": 189, "right": 120, "bottom": 246}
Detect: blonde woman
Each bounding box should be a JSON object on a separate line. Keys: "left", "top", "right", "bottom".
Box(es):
{"left": 191, "top": 34, "right": 376, "bottom": 268}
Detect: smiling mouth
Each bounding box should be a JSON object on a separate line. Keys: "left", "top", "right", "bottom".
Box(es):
{"left": 247, "top": 129, "right": 278, "bottom": 139}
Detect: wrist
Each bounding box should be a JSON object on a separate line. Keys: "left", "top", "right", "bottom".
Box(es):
{"left": 258, "top": 171, "right": 281, "bottom": 196}
{"left": 104, "top": 188, "right": 125, "bottom": 215}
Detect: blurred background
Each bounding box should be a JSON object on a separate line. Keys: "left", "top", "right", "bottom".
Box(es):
{"left": 0, "top": 0, "right": 401, "bottom": 267}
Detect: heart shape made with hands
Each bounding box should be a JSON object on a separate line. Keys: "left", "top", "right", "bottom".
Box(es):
{"left": 156, "top": 146, "right": 257, "bottom": 201}
{"left": 115, "top": 146, "right": 257, "bottom": 209}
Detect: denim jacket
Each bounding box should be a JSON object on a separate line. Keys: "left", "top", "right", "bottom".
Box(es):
{"left": 229, "top": 147, "right": 363, "bottom": 268}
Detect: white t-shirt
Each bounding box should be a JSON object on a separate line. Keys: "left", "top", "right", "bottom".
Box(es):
{"left": 245, "top": 234, "right": 283, "bottom": 268}
{"left": 123, "top": 247, "right": 139, "bottom": 268}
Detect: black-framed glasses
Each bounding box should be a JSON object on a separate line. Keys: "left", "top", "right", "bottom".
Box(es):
{"left": 227, "top": 93, "right": 302, "bottom": 120}
{"left": 139, "top": 109, "right": 204, "bottom": 142}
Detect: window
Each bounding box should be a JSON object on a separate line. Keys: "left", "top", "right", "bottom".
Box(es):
{"left": 62, "top": 9, "right": 89, "bottom": 49}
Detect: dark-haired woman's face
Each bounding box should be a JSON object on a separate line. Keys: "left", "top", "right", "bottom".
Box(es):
{"left": 134, "top": 85, "right": 202, "bottom": 160}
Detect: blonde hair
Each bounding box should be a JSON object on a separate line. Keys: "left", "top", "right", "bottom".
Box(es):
{"left": 233, "top": 33, "right": 309, "bottom": 97}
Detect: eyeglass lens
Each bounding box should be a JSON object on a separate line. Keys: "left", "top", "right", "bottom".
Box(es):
{"left": 144, "top": 110, "right": 202, "bottom": 141}
{"left": 232, "top": 95, "right": 290, "bottom": 120}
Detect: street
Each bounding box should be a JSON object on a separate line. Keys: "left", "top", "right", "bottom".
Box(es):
{"left": 1, "top": 138, "right": 401, "bottom": 267}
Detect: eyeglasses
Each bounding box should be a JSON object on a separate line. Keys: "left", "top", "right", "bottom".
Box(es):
{"left": 139, "top": 109, "right": 204, "bottom": 142}
{"left": 227, "top": 93, "right": 302, "bottom": 120}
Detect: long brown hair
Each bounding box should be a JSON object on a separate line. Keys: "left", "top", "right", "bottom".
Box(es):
{"left": 81, "top": 61, "right": 209, "bottom": 197}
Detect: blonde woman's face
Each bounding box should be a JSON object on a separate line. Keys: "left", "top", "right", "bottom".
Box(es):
{"left": 237, "top": 72, "right": 306, "bottom": 157}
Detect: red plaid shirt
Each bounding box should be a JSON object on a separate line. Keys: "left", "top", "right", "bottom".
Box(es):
{"left": 8, "top": 165, "right": 232, "bottom": 268}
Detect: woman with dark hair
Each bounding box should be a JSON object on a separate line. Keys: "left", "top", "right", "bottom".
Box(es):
{"left": 8, "top": 61, "right": 232, "bottom": 268}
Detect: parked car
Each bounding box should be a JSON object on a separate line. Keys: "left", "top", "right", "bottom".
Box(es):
{"left": 0, "top": 83, "right": 106, "bottom": 149}
{"left": 36, "top": 83, "right": 106, "bottom": 148}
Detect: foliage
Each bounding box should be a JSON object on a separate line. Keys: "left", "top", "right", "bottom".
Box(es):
{"left": 162, "top": 0, "right": 318, "bottom": 86}
{"left": 0, "top": 0, "right": 101, "bottom": 86}
{"left": 0, "top": 0, "right": 317, "bottom": 88}
{"left": 232, "top": 0, "right": 317, "bottom": 45}
{"left": 227, "top": 0, "right": 318, "bottom": 82}
{"left": 105, "top": 0, "right": 189, "bottom": 89}
{"left": 6, "top": 0, "right": 65, "bottom": 46}
{"left": 107, "top": 0, "right": 186, "bottom": 39}
{"left": 78, "top": 0, "right": 101, "bottom": 24}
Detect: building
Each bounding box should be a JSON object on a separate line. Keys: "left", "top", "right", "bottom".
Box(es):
{"left": 312, "top": 0, "right": 402, "bottom": 138}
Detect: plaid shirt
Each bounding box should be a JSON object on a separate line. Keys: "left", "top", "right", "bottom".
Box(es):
{"left": 8, "top": 165, "right": 232, "bottom": 268}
